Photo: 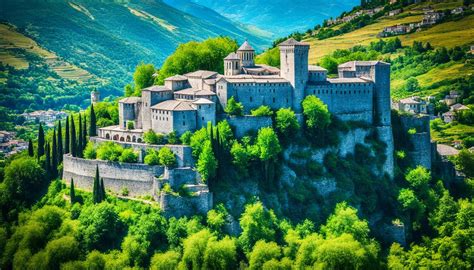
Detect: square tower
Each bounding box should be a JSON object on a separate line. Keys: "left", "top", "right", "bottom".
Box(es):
{"left": 279, "top": 38, "right": 309, "bottom": 113}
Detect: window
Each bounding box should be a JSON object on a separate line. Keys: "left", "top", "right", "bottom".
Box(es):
{"left": 250, "top": 97, "right": 253, "bottom": 102}
{"left": 183, "top": 121, "right": 186, "bottom": 126}
{"left": 202, "top": 117, "right": 204, "bottom": 120}
{"left": 273, "top": 97, "right": 276, "bottom": 103}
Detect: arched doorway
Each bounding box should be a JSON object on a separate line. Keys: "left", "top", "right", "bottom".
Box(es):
{"left": 105, "top": 133, "right": 110, "bottom": 139}
{"left": 132, "top": 136, "right": 136, "bottom": 142}
{"left": 126, "top": 135, "right": 131, "bottom": 142}
{"left": 113, "top": 134, "right": 119, "bottom": 141}
{"left": 120, "top": 137, "right": 125, "bottom": 142}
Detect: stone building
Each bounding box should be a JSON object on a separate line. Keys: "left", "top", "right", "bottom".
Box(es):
{"left": 97, "top": 38, "right": 394, "bottom": 175}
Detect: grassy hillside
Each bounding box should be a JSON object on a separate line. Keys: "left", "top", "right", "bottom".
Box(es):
{"left": 306, "top": 2, "right": 473, "bottom": 63}
{"left": 0, "top": 0, "right": 268, "bottom": 98}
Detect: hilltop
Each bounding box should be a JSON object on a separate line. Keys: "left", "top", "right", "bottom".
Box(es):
{"left": 0, "top": 0, "right": 269, "bottom": 106}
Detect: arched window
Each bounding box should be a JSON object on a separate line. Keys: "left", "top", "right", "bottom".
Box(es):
{"left": 105, "top": 133, "right": 110, "bottom": 139}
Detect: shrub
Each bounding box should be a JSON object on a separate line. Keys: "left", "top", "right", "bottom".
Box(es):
{"left": 302, "top": 95, "right": 331, "bottom": 130}
{"left": 275, "top": 108, "right": 299, "bottom": 139}
{"left": 126, "top": 121, "right": 135, "bottom": 130}
{"left": 180, "top": 131, "right": 193, "bottom": 145}
{"left": 144, "top": 149, "right": 160, "bottom": 166}
{"left": 225, "top": 96, "right": 244, "bottom": 116}
{"left": 158, "top": 147, "right": 176, "bottom": 168}
{"left": 121, "top": 187, "right": 129, "bottom": 196}
{"left": 119, "top": 149, "right": 138, "bottom": 163}
{"left": 167, "top": 131, "right": 178, "bottom": 144}
{"left": 143, "top": 130, "right": 165, "bottom": 145}
{"left": 251, "top": 105, "right": 273, "bottom": 117}
{"left": 83, "top": 142, "right": 97, "bottom": 160}
{"left": 96, "top": 142, "right": 124, "bottom": 162}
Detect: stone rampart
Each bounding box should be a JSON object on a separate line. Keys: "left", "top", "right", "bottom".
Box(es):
{"left": 160, "top": 190, "right": 213, "bottom": 218}
{"left": 162, "top": 167, "right": 200, "bottom": 188}
{"left": 399, "top": 115, "right": 432, "bottom": 169}
{"left": 90, "top": 137, "right": 194, "bottom": 167}
{"left": 62, "top": 155, "right": 163, "bottom": 196}
{"left": 221, "top": 115, "right": 273, "bottom": 137}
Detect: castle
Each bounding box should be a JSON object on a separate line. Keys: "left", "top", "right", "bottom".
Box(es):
{"left": 99, "top": 38, "right": 392, "bottom": 142}
{"left": 64, "top": 38, "right": 395, "bottom": 217}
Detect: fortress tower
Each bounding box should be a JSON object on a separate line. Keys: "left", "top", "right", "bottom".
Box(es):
{"left": 279, "top": 38, "right": 309, "bottom": 113}
{"left": 224, "top": 53, "right": 241, "bottom": 76}
{"left": 237, "top": 41, "right": 255, "bottom": 67}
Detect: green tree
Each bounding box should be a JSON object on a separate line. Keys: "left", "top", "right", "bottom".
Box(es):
{"left": 203, "top": 236, "right": 237, "bottom": 270}
{"left": 251, "top": 105, "right": 273, "bottom": 117}
{"left": 405, "top": 77, "right": 420, "bottom": 92}
{"left": 224, "top": 96, "right": 244, "bottom": 116}
{"left": 119, "top": 148, "right": 138, "bottom": 163}
{"left": 124, "top": 83, "right": 134, "bottom": 97}
{"left": 37, "top": 123, "right": 45, "bottom": 158}
{"left": 167, "top": 131, "right": 178, "bottom": 144}
{"left": 93, "top": 165, "right": 101, "bottom": 204}
{"left": 190, "top": 128, "right": 209, "bottom": 157}
{"left": 51, "top": 129, "right": 58, "bottom": 178}
{"left": 248, "top": 240, "right": 281, "bottom": 270}
{"left": 82, "top": 114, "right": 87, "bottom": 152}
{"left": 57, "top": 120, "right": 63, "bottom": 163}
{"left": 96, "top": 142, "right": 124, "bottom": 162}
{"left": 45, "top": 142, "right": 51, "bottom": 178}
{"left": 144, "top": 130, "right": 165, "bottom": 145}
{"left": 157, "top": 37, "right": 238, "bottom": 83}
{"left": 180, "top": 131, "right": 193, "bottom": 145}
{"left": 44, "top": 236, "right": 80, "bottom": 269}
{"left": 150, "top": 251, "right": 181, "bottom": 270}
{"left": 158, "top": 147, "right": 176, "bottom": 168}
{"left": 256, "top": 127, "right": 281, "bottom": 184}
{"left": 89, "top": 103, "right": 97, "bottom": 137}
{"left": 302, "top": 95, "right": 331, "bottom": 130}
{"left": 320, "top": 202, "right": 370, "bottom": 243}
{"left": 3, "top": 157, "right": 46, "bottom": 205}
{"left": 197, "top": 140, "right": 217, "bottom": 182}
{"left": 70, "top": 117, "right": 77, "bottom": 157}
{"left": 65, "top": 116, "right": 70, "bottom": 154}
{"left": 70, "top": 178, "right": 75, "bottom": 204}
{"left": 100, "top": 178, "right": 106, "bottom": 203}
{"left": 230, "top": 141, "right": 250, "bottom": 175}
{"left": 275, "top": 108, "right": 300, "bottom": 140}
{"left": 144, "top": 149, "right": 160, "bottom": 166}
{"left": 133, "top": 62, "right": 155, "bottom": 96}
{"left": 83, "top": 141, "right": 97, "bottom": 159}
{"left": 28, "top": 139, "right": 34, "bottom": 157}
{"left": 180, "top": 229, "right": 214, "bottom": 269}
{"left": 78, "top": 202, "right": 124, "bottom": 251}
{"left": 456, "top": 149, "right": 474, "bottom": 178}
{"left": 78, "top": 114, "right": 83, "bottom": 158}
{"left": 239, "top": 202, "right": 279, "bottom": 253}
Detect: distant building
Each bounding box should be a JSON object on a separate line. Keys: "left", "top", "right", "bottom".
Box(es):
{"left": 388, "top": 9, "right": 402, "bottom": 16}
{"left": 22, "top": 109, "right": 68, "bottom": 127}
{"left": 421, "top": 11, "right": 444, "bottom": 26}
{"left": 0, "top": 131, "right": 27, "bottom": 157}
{"left": 393, "top": 96, "right": 431, "bottom": 114}
{"left": 379, "top": 24, "right": 412, "bottom": 37}
{"left": 442, "top": 103, "right": 470, "bottom": 123}
{"left": 443, "top": 90, "right": 461, "bottom": 106}
{"left": 451, "top": 7, "right": 465, "bottom": 15}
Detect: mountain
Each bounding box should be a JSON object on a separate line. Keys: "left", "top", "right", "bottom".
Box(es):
{"left": 0, "top": 0, "right": 268, "bottom": 96}
{"left": 187, "top": 0, "right": 359, "bottom": 36}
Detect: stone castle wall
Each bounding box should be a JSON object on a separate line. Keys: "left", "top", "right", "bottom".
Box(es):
{"left": 222, "top": 115, "right": 273, "bottom": 137}
{"left": 306, "top": 82, "right": 374, "bottom": 124}
{"left": 62, "top": 155, "right": 163, "bottom": 196}
{"left": 160, "top": 191, "right": 213, "bottom": 218}
{"left": 90, "top": 137, "right": 194, "bottom": 167}
{"left": 400, "top": 115, "right": 432, "bottom": 169}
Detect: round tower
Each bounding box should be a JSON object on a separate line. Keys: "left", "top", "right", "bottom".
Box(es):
{"left": 224, "top": 53, "right": 241, "bottom": 76}
{"left": 237, "top": 40, "right": 255, "bottom": 67}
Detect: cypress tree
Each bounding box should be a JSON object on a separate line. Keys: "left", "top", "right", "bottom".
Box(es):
{"left": 89, "top": 103, "right": 97, "bottom": 137}
{"left": 57, "top": 120, "right": 63, "bottom": 163}
{"left": 28, "top": 139, "right": 34, "bottom": 157}
{"left": 37, "top": 123, "right": 45, "bottom": 159}
{"left": 82, "top": 115, "right": 87, "bottom": 153}
{"left": 93, "top": 165, "right": 100, "bottom": 203}
{"left": 100, "top": 178, "right": 106, "bottom": 201}
{"left": 78, "top": 114, "right": 83, "bottom": 158}
{"left": 45, "top": 142, "right": 51, "bottom": 179}
{"left": 70, "top": 178, "right": 76, "bottom": 204}
{"left": 52, "top": 129, "right": 58, "bottom": 179}
{"left": 71, "top": 117, "right": 77, "bottom": 157}
{"left": 65, "top": 116, "right": 70, "bottom": 154}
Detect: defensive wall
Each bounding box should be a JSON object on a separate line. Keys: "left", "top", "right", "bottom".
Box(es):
{"left": 220, "top": 115, "right": 273, "bottom": 138}
{"left": 306, "top": 82, "right": 374, "bottom": 124}
{"left": 90, "top": 137, "right": 194, "bottom": 167}
{"left": 62, "top": 155, "right": 163, "bottom": 197}
{"left": 399, "top": 115, "right": 432, "bottom": 170}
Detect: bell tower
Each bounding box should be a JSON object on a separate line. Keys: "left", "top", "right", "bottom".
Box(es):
{"left": 237, "top": 40, "right": 255, "bottom": 67}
